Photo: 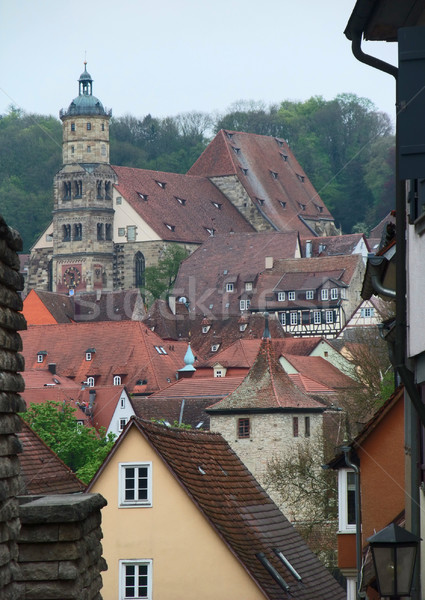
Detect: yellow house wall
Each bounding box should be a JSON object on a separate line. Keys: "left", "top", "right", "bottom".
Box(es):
{"left": 90, "top": 426, "right": 267, "bottom": 600}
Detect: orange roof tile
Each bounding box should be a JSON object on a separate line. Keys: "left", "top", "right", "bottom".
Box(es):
{"left": 281, "top": 355, "right": 357, "bottom": 391}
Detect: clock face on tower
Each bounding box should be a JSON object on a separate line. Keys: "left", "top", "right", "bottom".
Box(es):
{"left": 63, "top": 266, "right": 81, "bottom": 289}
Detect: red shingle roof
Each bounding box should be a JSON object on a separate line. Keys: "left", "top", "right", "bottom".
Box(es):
{"left": 301, "top": 233, "right": 366, "bottom": 257}
{"left": 112, "top": 166, "right": 254, "bottom": 243}
{"left": 208, "top": 338, "right": 325, "bottom": 412}
{"left": 17, "top": 418, "right": 86, "bottom": 495}
{"left": 188, "top": 130, "right": 335, "bottom": 236}
{"left": 281, "top": 355, "right": 358, "bottom": 391}
{"left": 89, "top": 419, "right": 345, "bottom": 599}
{"left": 21, "top": 322, "right": 187, "bottom": 394}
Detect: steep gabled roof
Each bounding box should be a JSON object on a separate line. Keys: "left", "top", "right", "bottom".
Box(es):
{"left": 17, "top": 418, "right": 86, "bottom": 495}
{"left": 21, "top": 321, "right": 187, "bottom": 394}
{"left": 112, "top": 166, "right": 254, "bottom": 243}
{"left": 89, "top": 418, "right": 345, "bottom": 600}
{"left": 23, "top": 290, "right": 74, "bottom": 324}
{"left": 281, "top": 355, "right": 358, "bottom": 391}
{"left": 208, "top": 338, "right": 325, "bottom": 412}
{"left": 301, "top": 233, "right": 367, "bottom": 257}
{"left": 188, "top": 130, "right": 335, "bottom": 236}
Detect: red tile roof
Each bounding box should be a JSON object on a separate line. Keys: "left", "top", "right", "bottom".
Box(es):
{"left": 188, "top": 130, "right": 335, "bottom": 236}
{"left": 112, "top": 166, "right": 254, "bottom": 243}
{"left": 208, "top": 338, "right": 325, "bottom": 412}
{"left": 300, "top": 233, "right": 366, "bottom": 257}
{"left": 21, "top": 321, "right": 187, "bottom": 394}
{"left": 147, "top": 376, "right": 244, "bottom": 400}
{"left": 17, "top": 418, "right": 86, "bottom": 495}
{"left": 89, "top": 419, "right": 345, "bottom": 599}
{"left": 172, "top": 230, "right": 300, "bottom": 316}
{"left": 281, "top": 355, "right": 358, "bottom": 391}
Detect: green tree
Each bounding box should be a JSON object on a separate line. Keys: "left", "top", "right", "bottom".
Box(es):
{"left": 21, "top": 400, "right": 116, "bottom": 484}
{"left": 143, "top": 244, "right": 189, "bottom": 304}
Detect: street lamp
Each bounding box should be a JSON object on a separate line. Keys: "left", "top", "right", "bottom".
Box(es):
{"left": 368, "top": 523, "right": 420, "bottom": 599}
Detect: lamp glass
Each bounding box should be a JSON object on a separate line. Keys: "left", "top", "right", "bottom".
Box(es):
{"left": 396, "top": 545, "right": 417, "bottom": 596}
{"left": 373, "top": 547, "right": 395, "bottom": 596}
{"left": 372, "top": 544, "right": 417, "bottom": 597}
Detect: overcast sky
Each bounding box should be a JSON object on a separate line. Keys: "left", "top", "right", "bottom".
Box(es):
{"left": 0, "top": 0, "right": 398, "bottom": 124}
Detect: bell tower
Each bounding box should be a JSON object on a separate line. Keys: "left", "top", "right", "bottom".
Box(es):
{"left": 52, "top": 63, "right": 116, "bottom": 293}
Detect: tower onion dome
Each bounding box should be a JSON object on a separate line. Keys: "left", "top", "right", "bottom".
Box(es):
{"left": 60, "top": 63, "right": 110, "bottom": 118}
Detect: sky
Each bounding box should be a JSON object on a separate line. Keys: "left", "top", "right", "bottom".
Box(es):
{"left": 0, "top": 0, "right": 399, "bottom": 124}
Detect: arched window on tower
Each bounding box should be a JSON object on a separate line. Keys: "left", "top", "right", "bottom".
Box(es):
{"left": 105, "top": 223, "right": 112, "bottom": 240}
{"left": 63, "top": 224, "right": 71, "bottom": 242}
{"left": 97, "top": 223, "right": 104, "bottom": 240}
{"left": 135, "top": 252, "right": 145, "bottom": 287}
{"left": 74, "top": 180, "right": 82, "bottom": 198}
{"left": 105, "top": 181, "right": 111, "bottom": 200}
{"left": 74, "top": 223, "right": 82, "bottom": 241}
{"left": 96, "top": 180, "right": 103, "bottom": 199}
{"left": 63, "top": 181, "right": 72, "bottom": 200}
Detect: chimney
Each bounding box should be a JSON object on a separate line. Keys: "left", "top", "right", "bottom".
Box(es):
{"left": 305, "top": 240, "right": 312, "bottom": 258}
{"left": 48, "top": 363, "right": 56, "bottom": 375}
{"left": 265, "top": 256, "right": 274, "bottom": 270}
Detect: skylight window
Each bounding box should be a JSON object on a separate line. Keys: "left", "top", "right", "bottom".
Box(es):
{"left": 165, "top": 223, "right": 175, "bottom": 231}
{"left": 211, "top": 202, "right": 222, "bottom": 209}
{"left": 232, "top": 146, "right": 240, "bottom": 154}
{"left": 270, "top": 171, "right": 278, "bottom": 180}
{"left": 175, "top": 196, "right": 186, "bottom": 205}
{"left": 137, "top": 192, "right": 148, "bottom": 201}
{"left": 297, "top": 174, "right": 305, "bottom": 182}
{"left": 280, "top": 153, "right": 288, "bottom": 161}
{"left": 315, "top": 204, "right": 323, "bottom": 213}
{"left": 298, "top": 203, "right": 306, "bottom": 211}
{"left": 256, "top": 198, "right": 265, "bottom": 206}
{"left": 205, "top": 227, "right": 215, "bottom": 236}
{"left": 154, "top": 346, "right": 168, "bottom": 355}
{"left": 155, "top": 180, "right": 166, "bottom": 189}
{"left": 279, "top": 201, "right": 286, "bottom": 208}
{"left": 240, "top": 167, "right": 248, "bottom": 175}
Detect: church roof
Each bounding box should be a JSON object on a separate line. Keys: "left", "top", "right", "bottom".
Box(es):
{"left": 188, "top": 130, "right": 335, "bottom": 236}
{"left": 207, "top": 338, "right": 325, "bottom": 412}
{"left": 112, "top": 166, "right": 254, "bottom": 243}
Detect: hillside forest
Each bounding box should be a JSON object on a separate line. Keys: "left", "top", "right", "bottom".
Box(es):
{"left": 0, "top": 93, "right": 395, "bottom": 252}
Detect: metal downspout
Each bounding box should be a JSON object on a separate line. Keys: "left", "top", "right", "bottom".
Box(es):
{"left": 341, "top": 446, "right": 362, "bottom": 599}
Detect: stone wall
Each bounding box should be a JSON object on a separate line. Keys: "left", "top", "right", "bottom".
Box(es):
{"left": 0, "top": 215, "right": 27, "bottom": 600}
{"left": 17, "top": 494, "right": 107, "bottom": 600}
{"left": 26, "top": 247, "right": 53, "bottom": 293}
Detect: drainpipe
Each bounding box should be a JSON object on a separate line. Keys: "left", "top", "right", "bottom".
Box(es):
{"left": 341, "top": 445, "right": 362, "bottom": 599}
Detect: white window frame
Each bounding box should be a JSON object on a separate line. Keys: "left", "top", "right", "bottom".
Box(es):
{"left": 119, "top": 559, "right": 152, "bottom": 600}
{"left": 321, "top": 288, "right": 329, "bottom": 300}
{"left": 331, "top": 288, "right": 338, "bottom": 300}
{"left": 290, "top": 312, "right": 298, "bottom": 325}
{"left": 288, "top": 291, "right": 295, "bottom": 301}
{"left": 202, "top": 325, "right": 210, "bottom": 334}
{"left": 278, "top": 291, "right": 285, "bottom": 301}
{"left": 120, "top": 395, "right": 126, "bottom": 409}
{"left": 119, "top": 462, "right": 152, "bottom": 508}
{"left": 118, "top": 418, "right": 128, "bottom": 431}
{"left": 280, "top": 312, "right": 286, "bottom": 326}
{"left": 361, "top": 307, "right": 374, "bottom": 318}
{"left": 118, "top": 227, "right": 126, "bottom": 237}
{"left": 114, "top": 375, "right": 122, "bottom": 386}
{"left": 325, "top": 310, "right": 334, "bottom": 323}
{"left": 306, "top": 290, "right": 314, "bottom": 300}
{"left": 37, "top": 354, "right": 44, "bottom": 363}
{"left": 313, "top": 310, "right": 321, "bottom": 324}
{"left": 86, "top": 352, "right": 92, "bottom": 361}
{"left": 245, "top": 282, "right": 253, "bottom": 291}
{"left": 338, "top": 469, "right": 356, "bottom": 532}
{"left": 225, "top": 283, "right": 234, "bottom": 293}
{"left": 86, "top": 376, "right": 95, "bottom": 387}
{"left": 240, "top": 299, "right": 250, "bottom": 311}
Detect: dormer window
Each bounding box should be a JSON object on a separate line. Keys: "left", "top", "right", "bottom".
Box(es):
{"left": 288, "top": 291, "right": 295, "bottom": 301}
{"left": 331, "top": 288, "right": 338, "bottom": 300}
{"left": 86, "top": 377, "right": 95, "bottom": 388}
{"left": 278, "top": 291, "right": 285, "bottom": 301}
{"left": 165, "top": 223, "right": 175, "bottom": 232}
{"left": 232, "top": 146, "right": 240, "bottom": 154}
{"left": 315, "top": 204, "right": 324, "bottom": 213}
{"left": 240, "top": 167, "right": 248, "bottom": 175}
{"left": 205, "top": 227, "right": 215, "bottom": 236}
{"left": 279, "top": 201, "right": 286, "bottom": 208}
{"left": 202, "top": 325, "right": 211, "bottom": 334}
{"left": 37, "top": 351, "right": 47, "bottom": 363}
{"left": 154, "top": 346, "right": 168, "bottom": 355}
{"left": 280, "top": 153, "right": 288, "bottom": 161}
{"left": 155, "top": 180, "right": 166, "bottom": 189}
{"left": 86, "top": 349, "right": 95, "bottom": 361}
{"left": 256, "top": 198, "right": 265, "bottom": 206}
{"left": 298, "top": 203, "right": 306, "bottom": 211}
{"left": 270, "top": 171, "right": 278, "bottom": 180}
{"left": 245, "top": 282, "right": 253, "bottom": 291}
{"left": 86, "top": 353, "right": 92, "bottom": 361}
{"left": 211, "top": 202, "right": 222, "bottom": 209}
{"left": 137, "top": 193, "right": 148, "bottom": 201}
{"left": 239, "top": 323, "right": 248, "bottom": 332}
{"left": 297, "top": 174, "right": 305, "bottom": 182}
{"left": 225, "top": 283, "right": 234, "bottom": 293}
{"left": 226, "top": 132, "right": 233, "bottom": 140}
{"left": 275, "top": 138, "right": 284, "bottom": 147}
{"left": 306, "top": 290, "right": 314, "bottom": 300}
{"left": 113, "top": 375, "right": 122, "bottom": 386}
{"left": 175, "top": 197, "right": 186, "bottom": 205}
{"left": 321, "top": 289, "right": 329, "bottom": 301}
{"left": 211, "top": 344, "right": 220, "bottom": 352}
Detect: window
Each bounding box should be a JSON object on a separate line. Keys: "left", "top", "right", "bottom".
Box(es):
{"left": 87, "top": 145, "right": 91, "bottom": 153}
{"left": 331, "top": 288, "right": 338, "bottom": 300}
{"left": 341, "top": 288, "right": 347, "bottom": 299}
{"left": 74, "top": 223, "right": 82, "bottom": 241}
{"left": 127, "top": 226, "right": 136, "bottom": 241}
{"left": 119, "top": 462, "right": 152, "bottom": 507}
{"left": 279, "top": 312, "right": 286, "bottom": 325}
{"left": 86, "top": 352, "right": 92, "bottom": 361}
{"left": 114, "top": 375, "right": 122, "bottom": 386}
{"left": 321, "top": 288, "right": 329, "bottom": 301}
{"left": 270, "top": 171, "right": 278, "bottom": 179}
{"left": 37, "top": 353, "right": 45, "bottom": 363}
{"left": 165, "top": 223, "right": 175, "bottom": 231}
{"left": 279, "top": 201, "right": 286, "bottom": 208}
{"left": 86, "top": 377, "right": 95, "bottom": 387}
{"left": 325, "top": 310, "right": 334, "bottom": 324}
{"left": 138, "top": 193, "right": 148, "bottom": 201}
{"left": 278, "top": 291, "right": 285, "bottom": 301}
{"left": 101, "top": 144, "right": 106, "bottom": 156}
{"left": 116, "top": 196, "right": 122, "bottom": 205}
{"left": 313, "top": 311, "right": 321, "bottom": 324}
{"left": 63, "top": 224, "right": 71, "bottom": 242}
{"left": 338, "top": 469, "right": 356, "bottom": 531}
{"left": 118, "top": 228, "right": 126, "bottom": 237}
{"left": 361, "top": 307, "right": 375, "bottom": 318}
{"left": 240, "top": 299, "right": 250, "bottom": 311}
{"left": 119, "top": 560, "right": 152, "bottom": 600}
{"left": 238, "top": 418, "right": 250, "bottom": 438}
{"left": 119, "top": 418, "right": 127, "bottom": 431}
{"left": 240, "top": 323, "right": 248, "bottom": 332}
{"left": 202, "top": 325, "right": 210, "bottom": 334}
{"left": 306, "top": 290, "right": 314, "bottom": 300}
{"left": 120, "top": 396, "right": 126, "bottom": 409}
{"left": 215, "top": 370, "right": 223, "bottom": 378}
{"left": 87, "top": 122, "right": 91, "bottom": 130}
{"left": 304, "top": 416, "right": 310, "bottom": 437}
{"left": 226, "top": 283, "right": 234, "bottom": 293}
{"left": 293, "top": 417, "right": 299, "bottom": 437}
{"left": 102, "top": 123, "right": 105, "bottom": 131}
{"left": 288, "top": 291, "right": 295, "bottom": 301}
{"left": 211, "top": 344, "right": 220, "bottom": 352}
{"left": 290, "top": 312, "right": 298, "bottom": 325}
{"left": 135, "top": 252, "right": 145, "bottom": 287}
{"left": 71, "top": 145, "right": 74, "bottom": 154}
{"left": 105, "top": 223, "right": 112, "bottom": 240}
{"left": 71, "top": 122, "right": 75, "bottom": 131}
{"left": 245, "top": 282, "right": 253, "bottom": 291}
{"left": 97, "top": 223, "right": 104, "bottom": 240}
{"left": 298, "top": 203, "right": 306, "bottom": 210}
{"left": 297, "top": 174, "right": 305, "bottom": 182}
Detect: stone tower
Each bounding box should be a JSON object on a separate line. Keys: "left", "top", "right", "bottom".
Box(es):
{"left": 52, "top": 63, "right": 116, "bottom": 293}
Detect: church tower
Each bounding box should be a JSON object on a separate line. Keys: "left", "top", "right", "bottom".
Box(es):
{"left": 52, "top": 64, "right": 116, "bottom": 293}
